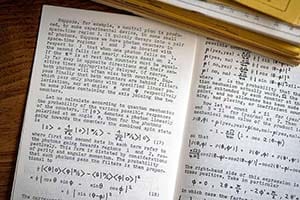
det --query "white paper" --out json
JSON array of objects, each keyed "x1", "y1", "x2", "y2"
[
  {"x1": 10, "y1": 5, "x2": 197, "y2": 200},
  {"x1": 175, "y1": 38, "x2": 300, "y2": 200}
]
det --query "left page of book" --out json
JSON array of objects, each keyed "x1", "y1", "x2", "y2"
[{"x1": 10, "y1": 5, "x2": 198, "y2": 200}]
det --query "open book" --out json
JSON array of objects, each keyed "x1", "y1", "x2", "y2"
[{"x1": 11, "y1": 5, "x2": 300, "y2": 200}]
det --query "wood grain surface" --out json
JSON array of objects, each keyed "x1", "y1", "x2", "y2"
[{"x1": 0, "y1": 1, "x2": 126, "y2": 199}]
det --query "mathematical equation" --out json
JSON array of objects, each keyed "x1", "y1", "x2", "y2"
[
  {"x1": 25, "y1": 164, "x2": 141, "y2": 200},
  {"x1": 41, "y1": 123, "x2": 151, "y2": 143},
  {"x1": 178, "y1": 179, "x2": 300, "y2": 200}
]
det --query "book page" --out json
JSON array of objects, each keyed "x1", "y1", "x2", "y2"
[
  {"x1": 11, "y1": 5, "x2": 198, "y2": 200},
  {"x1": 175, "y1": 38, "x2": 300, "y2": 199}
]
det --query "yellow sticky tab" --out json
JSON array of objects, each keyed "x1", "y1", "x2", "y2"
[{"x1": 233, "y1": 0, "x2": 300, "y2": 26}]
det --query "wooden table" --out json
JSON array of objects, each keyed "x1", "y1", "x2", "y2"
[{"x1": 0, "y1": 1, "x2": 126, "y2": 199}]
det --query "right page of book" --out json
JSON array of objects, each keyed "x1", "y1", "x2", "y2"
[{"x1": 175, "y1": 37, "x2": 300, "y2": 200}]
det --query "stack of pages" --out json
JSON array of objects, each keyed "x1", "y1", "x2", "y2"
[{"x1": 93, "y1": 0, "x2": 300, "y2": 64}]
